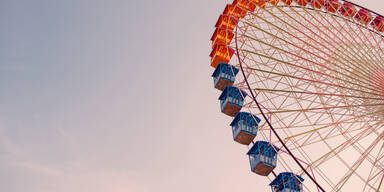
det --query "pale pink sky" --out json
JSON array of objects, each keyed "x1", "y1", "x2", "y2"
[{"x1": 0, "y1": 0, "x2": 383, "y2": 191}]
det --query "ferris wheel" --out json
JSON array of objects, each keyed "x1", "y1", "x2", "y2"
[{"x1": 209, "y1": 0, "x2": 384, "y2": 191}]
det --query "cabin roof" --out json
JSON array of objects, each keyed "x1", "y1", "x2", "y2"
[
  {"x1": 247, "y1": 141, "x2": 279, "y2": 155},
  {"x1": 230, "y1": 112, "x2": 261, "y2": 126},
  {"x1": 218, "y1": 86, "x2": 246, "y2": 100},
  {"x1": 212, "y1": 63, "x2": 239, "y2": 78},
  {"x1": 269, "y1": 172, "x2": 304, "y2": 186}
]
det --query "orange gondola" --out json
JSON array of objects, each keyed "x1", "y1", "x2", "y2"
[
  {"x1": 210, "y1": 44, "x2": 235, "y2": 68},
  {"x1": 211, "y1": 27, "x2": 234, "y2": 48},
  {"x1": 295, "y1": 0, "x2": 308, "y2": 7},
  {"x1": 281, "y1": 0, "x2": 293, "y2": 5},
  {"x1": 224, "y1": 4, "x2": 247, "y2": 19},
  {"x1": 215, "y1": 14, "x2": 239, "y2": 31},
  {"x1": 233, "y1": 0, "x2": 257, "y2": 12}
]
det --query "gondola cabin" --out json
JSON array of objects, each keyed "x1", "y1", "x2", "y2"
[
  {"x1": 325, "y1": 0, "x2": 340, "y2": 13},
  {"x1": 210, "y1": 44, "x2": 235, "y2": 68},
  {"x1": 270, "y1": 172, "x2": 304, "y2": 192},
  {"x1": 250, "y1": 0, "x2": 267, "y2": 8},
  {"x1": 294, "y1": 0, "x2": 308, "y2": 7},
  {"x1": 371, "y1": 16, "x2": 384, "y2": 33},
  {"x1": 219, "y1": 86, "x2": 246, "y2": 117},
  {"x1": 281, "y1": 0, "x2": 293, "y2": 5},
  {"x1": 212, "y1": 63, "x2": 239, "y2": 90},
  {"x1": 233, "y1": 0, "x2": 257, "y2": 12},
  {"x1": 339, "y1": 2, "x2": 356, "y2": 18},
  {"x1": 224, "y1": 4, "x2": 247, "y2": 19},
  {"x1": 215, "y1": 14, "x2": 239, "y2": 31},
  {"x1": 311, "y1": 0, "x2": 326, "y2": 9},
  {"x1": 269, "y1": 0, "x2": 279, "y2": 6},
  {"x1": 230, "y1": 112, "x2": 261, "y2": 145},
  {"x1": 247, "y1": 141, "x2": 279, "y2": 176},
  {"x1": 355, "y1": 9, "x2": 373, "y2": 25},
  {"x1": 211, "y1": 27, "x2": 234, "y2": 48},
  {"x1": 249, "y1": 0, "x2": 279, "y2": 7}
]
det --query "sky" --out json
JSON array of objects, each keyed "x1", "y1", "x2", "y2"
[{"x1": 0, "y1": 0, "x2": 384, "y2": 192}]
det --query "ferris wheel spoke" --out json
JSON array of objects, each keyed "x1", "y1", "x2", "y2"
[
  {"x1": 262, "y1": 7, "x2": 379, "y2": 86},
  {"x1": 252, "y1": 82, "x2": 381, "y2": 129},
  {"x1": 332, "y1": 130, "x2": 384, "y2": 191},
  {"x1": 253, "y1": 88, "x2": 377, "y2": 125},
  {"x1": 295, "y1": 120, "x2": 379, "y2": 172},
  {"x1": 304, "y1": 7, "x2": 384, "y2": 73},
  {"x1": 251, "y1": 88, "x2": 381, "y2": 101},
  {"x1": 264, "y1": 100, "x2": 380, "y2": 190},
  {"x1": 278, "y1": 70, "x2": 341, "y2": 157},
  {"x1": 250, "y1": 76, "x2": 372, "y2": 107},
  {"x1": 255, "y1": 68, "x2": 318, "y2": 130},
  {"x1": 282, "y1": 108, "x2": 384, "y2": 146},
  {"x1": 332, "y1": 32, "x2": 384, "y2": 93},
  {"x1": 353, "y1": 26, "x2": 384, "y2": 71},
  {"x1": 371, "y1": 32, "x2": 384, "y2": 65},
  {"x1": 363, "y1": 141, "x2": 384, "y2": 192},
  {"x1": 292, "y1": 123, "x2": 365, "y2": 151},
  {"x1": 284, "y1": 6, "x2": 384, "y2": 85},
  {"x1": 296, "y1": 13, "x2": 384, "y2": 92},
  {"x1": 240, "y1": 32, "x2": 377, "y2": 92},
  {"x1": 264, "y1": 103, "x2": 384, "y2": 114},
  {"x1": 300, "y1": 125, "x2": 372, "y2": 170},
  {"x1": 280, "y1": 115, "x2": 382, "y2": 190},
  {"x1": 240, "y1": 16, "x2": 377, "y2": 90},
  {"x1": 377, "y1": 175, "x2": 384, "y2": 192},
  {"x1": 368, "y1": 167, "x2": 384, "y2": 185},
  {"x1": 252, "y1": 83, "x2": 347, "y2": 123},
  {"x1": 240, "y1": 56, "x2": 381, "y2": 97},
  {"x1": 299, "y1": 120, "x2": 381, "y2": 158},
  {"x1": 366, "y1": 167, "x2": 384, "y2": 188},
  {"x1": 238, "y1": 27, "x2": 380, "y2": 95},
  {"x1": 329, "y1": 10, "x2": 384, "y2": 70},
  {"x1": 310, "y1": 129, "x2": 380, "y2": 191},
  {"x1": 256, "y1": 81, "x2": 371, "y2": 110},
  {"x1": 286, "y1": 118, "x2": 361, "y2": 149}
]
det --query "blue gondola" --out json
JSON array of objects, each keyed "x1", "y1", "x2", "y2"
[
  {"x1": 270, "y1": 172, "x2": 304, "y2": 192},
  {"x1": 212, "y1": 63, "x2": 239, "y2": 90},
  {"x1": 230, "y1": 112, "x2": 261, "y2": 145},
  {"x1": 218, "y1": 86, "x2": 246, "y2": 117},
  {"x1": 247, "y1": 141, "x2": 279, "y2": 176}
]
